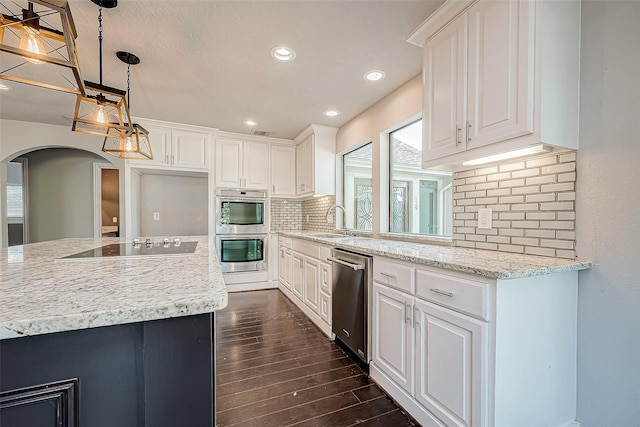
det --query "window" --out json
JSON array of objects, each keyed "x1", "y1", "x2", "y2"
[
  {"x1": 7, "y1": 160, "x2": 25, "y2": 219},
  {"x1": 343, "y1": 143, "x2": 373, "y2": 231},
  {"x1": 389, "y1": 120, "x2": 452, "y2": 236}
]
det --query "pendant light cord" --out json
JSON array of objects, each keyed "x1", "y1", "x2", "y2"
[
  {"x1": 98, "y1": 7, "x2": 103, "y2": 85},
  {"x1": 126, "y1": 63, "x2": 131, "y2": 108}
]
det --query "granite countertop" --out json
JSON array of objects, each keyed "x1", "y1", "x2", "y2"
[
  {"x1": 279, "y1": 231, "x2": 592, "y2": 280},
  {"x1": 0, "y1": 236, "x2": 228, "y2": 340}
]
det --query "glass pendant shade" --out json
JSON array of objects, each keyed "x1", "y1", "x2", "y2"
[
  {"x1": 102, "y1": 124, "x2": 153, "y2": 160},
  {"x1": 0, "y1": 0, "x2": 85, "y2": 94},
  {"x1": 72, "y1": 81, "x2": 132, "y2": 137}
]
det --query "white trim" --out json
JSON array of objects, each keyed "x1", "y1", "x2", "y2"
[
  {"x1": 406, "y1": 0, "x2": 477, "y2": 47},
  {"x1": 225, "y1": 281, "x2": 278, "y2": 293},
  {"x1": 93, "y1": 162, "x2": 118, "y2": 239}
]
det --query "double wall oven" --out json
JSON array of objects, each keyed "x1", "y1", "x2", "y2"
[{"x1": 215, "y1": 189, "x2": 268, "y2": 273}]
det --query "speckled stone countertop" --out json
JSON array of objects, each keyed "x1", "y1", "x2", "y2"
[
  {"x1": 279, "y1": 231, "x2": 592, "y2": 280},
  {"x1": 0, "y1": 236, "x2": 227, "y2": 340}
]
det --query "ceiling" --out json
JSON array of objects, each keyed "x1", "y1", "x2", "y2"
[{"x1": 0, "y1": 0, "x2": 443, "y2": 140}]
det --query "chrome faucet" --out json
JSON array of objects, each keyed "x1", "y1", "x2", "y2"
[{"x1": 325, "y1": 204, "x2": 355, "y2": 236}]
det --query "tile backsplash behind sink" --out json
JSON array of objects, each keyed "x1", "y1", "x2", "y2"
[{"x1": 453, "y1": 151, "x2": 577, "y2": 259}]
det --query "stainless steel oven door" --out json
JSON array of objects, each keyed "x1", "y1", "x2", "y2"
[
  {"x1": 215, "y1": 192, "x2": 268, "y2": 235},
  {"x1": 215, "y1": 234, "x2": 268, "y2": 273}
]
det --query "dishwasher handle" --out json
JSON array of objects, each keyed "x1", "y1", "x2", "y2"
[{"x1": 328, "y1": 257, "x2": 365, "y2": 271}]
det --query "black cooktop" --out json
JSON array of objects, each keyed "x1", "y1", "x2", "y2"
[{"x1": 60, "y1": 241, "x2": 198, "y2": 260}]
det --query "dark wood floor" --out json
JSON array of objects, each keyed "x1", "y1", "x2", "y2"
[{"x1": 215, "y1": 289, "x2": 417, "y2": 427}]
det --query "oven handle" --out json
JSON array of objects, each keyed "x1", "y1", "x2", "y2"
[{"x1": 328, "y1": 257, "x2": 365, "y2": 271}]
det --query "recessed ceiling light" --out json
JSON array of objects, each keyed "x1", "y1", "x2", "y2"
[
  {"x1": 324, "y1": 110, "x2": 339, "y2": 117},
  {"x1": 270, "y1": 46, "x2": 296, "y2": 62},
  {"x1": 364, "y1": 70, "x2": 386, "y2": 82},
  {"x1": 243, "y1": 120, "x2": 258, "y2": 127},
  {"x1": 0, "y1": 82, "x2": 11, "y2": 90}
]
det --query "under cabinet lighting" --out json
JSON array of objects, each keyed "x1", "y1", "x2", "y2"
[{"x1": 462, "y1": 144, "x2": 552, "y2": 166}]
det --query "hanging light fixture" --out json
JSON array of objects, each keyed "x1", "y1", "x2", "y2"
[
  {"x1": 0, "y1": 0, "x2": 85, "y2": 94},
  {"x1": 72, "y1": 0, "x2": 132, "y2": 137},
  {"x1": 102, "y1": 51, "x2": 153, "y2": 160}
]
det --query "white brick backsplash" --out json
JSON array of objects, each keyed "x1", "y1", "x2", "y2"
[
  {"x1": 525, "y1": 229, "x2": 556, "y2": 238},
  {"x1": 511, "y1": 186, "x2": 540, "y2": 195},
  {"x1": 512, "y1": 237, "x2": 540, "y2": 246},
  {"x1": 526, "y1": 156, "x2": 558, "y2": 168},
  {"x1": 498, "y1": 244, "x2": 525, "y2": 254},
  {"x1": 526, "y1": 175, "x2": 557, "y2": 185},
  {"x1": 499, "y1": 161, "x2": 526, "y2": 172},
  {"x1": 540, "y1": 201, "x2": 574, "y2": 211},
  {"x1": 557, "y1": 192, "x2": 576, "y2": 201},
  {"x1": 540, "y1": 239, "x2": 575, "y2": 250},
  {"x1": 541, "y1": 162, "x2": 575, "y2": 174},
  {"x1": 453, "y1": 152, "x2": 576, "y2": 258},
  {"x1": 541, "y1": 182, "x2": 575, "y2": 193},
  {"x1": 499, "y1": 179, "x2": 526, "y2": 188},
  {"x1": 526, "y1": 212, "x2": 556, "y2": 220},
  {"x1": 476, "y1": 242, "x2": 498, "y2": 251},
  {"x1": 526, "y1": 193, "x2": 556, "y2": 203},
  {"x1": 525, "y1": 247, "x2": 556, "y2": 257},
  {"x1": 499, "y1": 195, "x2": 525, "y2": 204},
  {"x1": 500, "y1": 212, "x2": 526, "y2": 220}
]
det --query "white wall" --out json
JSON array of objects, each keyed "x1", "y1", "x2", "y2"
[
  {"x1": 336, "y1": 75, "x2": 423, "y2": 233},
  {"x1": 575, "y1": 2, "x2": 640, "y2": 425},
  {"x1": 0, "y1": 119, "x2": 125, "y2": 246},
  {"x1": 139, "y1": 173, "x2": 208, "y2": 237}
]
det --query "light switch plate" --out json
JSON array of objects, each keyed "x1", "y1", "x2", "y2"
[
  {"x1": 112, "y1": 217, "x2": 118, "y2": 223},
  {"x1": 478, "y1": 208, "x2": 492, "y2": 229}
]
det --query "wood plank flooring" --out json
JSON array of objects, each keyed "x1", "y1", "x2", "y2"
[{"x1": 215, "y1": 289, "x2": 417, "y2": 427}]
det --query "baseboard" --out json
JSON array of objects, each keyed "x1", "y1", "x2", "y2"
[{"x1": 225, "y1": 281, "x2": 278, "y2": 292}]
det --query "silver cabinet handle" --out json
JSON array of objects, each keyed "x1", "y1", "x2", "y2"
[
  {"x1": 380, "y1": 272, "x2": 396, "y2": 280},
  {"x1": 466, "y1": 120, "x2": 472, "y2": 144},
  {"x1": 430, "y1": 288, "x2": 454, "y2": 298},
  {"x1": 456, "y1": 125, "x2": 462, "y2": 146},
  {"x1": 272, "y1": 184, "x2": 275, "y2": 193},
  {"x1": 328, "y1": 257, "x2": 364, "y2": 271},
  {"x1": 165, "y1": 154, "x2": 169, "y2": 164},
  {"x1": 414, "y1": 306, "x2": 420, "y2": 328}
]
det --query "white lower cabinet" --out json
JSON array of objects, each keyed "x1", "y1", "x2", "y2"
[
  {"x1": 277, "y1": 237, "x2": 332, "y2": 337},
  {"x1": 414, "y1": 299, "x2": 486, "y2": 427},
  {"x1": 372, "y1": 283, "x2": 414, "y2": 395},
  {"x1": 371, "y1": 256, "x2": 580, "y2": 427}
]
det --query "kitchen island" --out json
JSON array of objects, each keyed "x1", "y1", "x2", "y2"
[{"x1": 0, "y1": 236, "x2": 227, "y2": 427}]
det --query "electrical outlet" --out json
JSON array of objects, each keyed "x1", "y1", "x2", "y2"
[
  {"x1": 478, "y1": 208, "x2": 492, "y2": 229},
  {"x1": 153, "y1": 212, "x2": 160, "y2": 221},
  {"x1": 306, "y1": 215, "x2": 310, "y2": 223},
  {"x1": 112, "y1": 217, "x2": 117, "y2": 223}
]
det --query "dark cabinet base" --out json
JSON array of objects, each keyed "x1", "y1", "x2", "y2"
[{"x1": 0, "y1": 314, "x2": 215, "y2": 427}]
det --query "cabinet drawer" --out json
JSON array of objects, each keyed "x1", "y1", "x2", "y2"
[
  {"x1": 319, "y1": 246, "x2": 332, "y2": 262},
  {"x1": 416, "y1": 269, "x2": 489, "y2": 321},
  {"x1": 373, "y1": 258, "x2": 415, "y2": 294},
  {"x1": 279, "y1": 237, "x2": 292, "y2": 249}
]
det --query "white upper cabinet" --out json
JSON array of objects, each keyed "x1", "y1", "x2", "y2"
[
  {"x1": 270, "y1": 145, "x2": 296, "y2": 197},
  {"x1": 129, "y1": 123, "x2": 211, "y2": 171},
  {"x1": 409, "y1": 0, "x2": 580, "y2": 168},
  {"x1": 215, "y1": 138, "x2": 269, "y2": 190},
  {"x1": 295, "y1": 125, "x2": 337, "y2": 197}
]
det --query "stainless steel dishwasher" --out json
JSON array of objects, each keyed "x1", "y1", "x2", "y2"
[{"x1": 329, "y1": 248, "x2": 372, "y2": 365}]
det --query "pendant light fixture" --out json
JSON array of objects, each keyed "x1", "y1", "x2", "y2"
[
  {"x1": 0, "y1": 0, "x2": 85, "y2": 94},
  {"x1": 102, "y1": 51, "x2": 153, "y2": 160},
  {"x1": 72, "y1": 0, "x2": 132, "y2": 137}
]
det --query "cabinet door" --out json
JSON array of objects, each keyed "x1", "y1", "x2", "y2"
[
  {"x1": 466, "y1": 0, "x2": 534, "y2": 148},
  {"x1": 283, "y1": 249, "x2": 292, "y2": 289},
  {"x1": 215, "y1": 138, "x2": 243, "y2": 188},
  {"x1": 278, "y1": 247, "x2": 289, "y2": 288},
  {"x1": 372, "y1": 282, "x2": 414, "y2": 395},
  {"x1": 243, "y1": 142, "x2": 269, "y2": 189},
  {"x1": 295, "y1": 136, "x2": 314, "y2": 195},
  {"x1": 319, "y1": 291, "x2": 331, "y2": 325},
  {"x1": 291, "y1": 252, "x2": 304, "y2": 300},
  {"x1": 414, "y1": 299, "x2": 486, "y2": 427},
  {"x1": 271, "y1": 145, "x2": 296, "y2": 196},
  {"x1": 129, "y1": 125, "x2": 171, "y2": 167},
  {"x1": 172, "y1": 130, "x2": 210, "y2": 169},
  {"x1": 423, "y1": 16, "x2": 466, "y2": 162},
  {"x1": 320, "y1": 262, "x2": 331, "y2": 295},
  {"x1": 303, "y1": 257, "x2": 320, "y2": 313}
]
